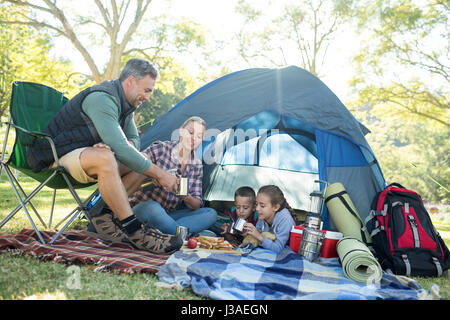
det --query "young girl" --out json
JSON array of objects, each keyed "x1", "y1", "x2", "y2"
[{"x1": 243, "y1": 185, "x2": 296, "y2": 253}]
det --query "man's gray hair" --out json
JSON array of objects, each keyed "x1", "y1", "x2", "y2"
[
  {"x1": 181, "y1": 116, "x2": 206, "y2": 128},
  {"x1": 119, "y1": 58, "x2": 159, "y2": 82}
]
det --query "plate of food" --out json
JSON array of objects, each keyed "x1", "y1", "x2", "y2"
[{"x1": 182, "y1": 236, "x2": 243, "y2": 255}]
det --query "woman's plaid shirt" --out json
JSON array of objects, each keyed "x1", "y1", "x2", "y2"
[{"x1": 128, "y1": 140, "x2": 203, "y2": 212}]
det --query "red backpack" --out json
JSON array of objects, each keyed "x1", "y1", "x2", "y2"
[{"x1": 365, "y1": 183, "x2": 449, "y2": 277}]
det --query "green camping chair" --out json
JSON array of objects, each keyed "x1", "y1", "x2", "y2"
[{"x1": 0, "y1": 81, "x2": 97, "y2": 244}]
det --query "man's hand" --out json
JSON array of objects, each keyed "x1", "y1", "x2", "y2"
[
  {"x1": 156, "y1": 170, "x2": 179, "y2": 193},
  {"x1": 93, "y1": 143, "x2": 113, "y2": 152},
  {"x1": 144, "y1": 164, "x2": 178, "y2": 193}
]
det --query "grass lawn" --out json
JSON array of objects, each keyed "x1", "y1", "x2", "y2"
[
  {"x1": 0, "y1": 175, "x2": 448, "y2": 300},
  {"x1": 0, "y1": 175, "x2": 202, "y2": 300}
]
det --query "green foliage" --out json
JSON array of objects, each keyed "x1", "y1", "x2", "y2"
[
  {"x1": 350, "y1": 0, "x2": 449, "y2": 126},
  {"x1": 0, "y1": 1, "x2": 207, "y2": 131},
  {"x1": 234, "y1": 0, "x2": 355, "y2": 76},
  {"x1": 127, "y1": 55, "x2": 200, "y2": 134},
  {"x1": 173, "y1": 17, "x2": 206, "y2": 50},
  {"x1": 135, "y1": 88, "x2": 184, "y2": 134},
  {"x1": 349, "y1": 0, "x2": 449, "y2": 203},
  {"x1": 353, "y1": 104, "x2": 449, "y2": 203},
  {"x1": 0, "y1": 3, "x2": 94, "y2": 119}
]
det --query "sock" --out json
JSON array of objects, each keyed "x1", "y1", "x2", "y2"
[
  {"x1": 102, "y1": 206, "x2": 113, "y2": 214},
  {"x1": 119, "y1": 215, "x2": 142, "y2": 235}
]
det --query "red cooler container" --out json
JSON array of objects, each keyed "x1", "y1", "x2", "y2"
[
  {"x1": 289, "y1": 225, "x2": 305, "y2": 253},
  {"x1": 320, "y1": 230, "x2": 343, "y2": 258},
  {"x1": 290, "y1": 226, "x2": 343, "y2": 258}
]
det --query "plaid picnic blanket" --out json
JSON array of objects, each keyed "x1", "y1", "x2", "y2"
[
  {"x1": 157, "y1": 247, "x2": 439, "y2": 300},
  {"x1": 0, "y1": 229, "x2": 169, "y2": 274}
]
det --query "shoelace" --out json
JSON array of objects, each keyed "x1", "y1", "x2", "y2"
[
  {"x1": 110, "y1": 216, "x2": 128, "y2": 235},
  {"x1": 142, "y1": 226, "x2": 174, "y2": 241}
]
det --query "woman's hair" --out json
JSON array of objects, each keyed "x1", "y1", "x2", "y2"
[
  {"x1": 181, "y1": 116, "x2": 206, "y2": 129},
  {"x1": 235, "y1": 186, "x2": 256, "y2": 204},
  {"x1": 258, "y1": 185, "x2": 297, "y2": 223},
  {"x1": 119, "y1": 58, "x2": 159, "y2": 82}
]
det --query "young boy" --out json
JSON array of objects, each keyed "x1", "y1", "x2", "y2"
[{"x1": 221, "y1": 186, "x2": 257, "y2": 245}]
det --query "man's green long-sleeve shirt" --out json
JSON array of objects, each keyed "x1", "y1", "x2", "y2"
[{"x1": 81, "y1": 91, "x2": 151, "y2": 173}]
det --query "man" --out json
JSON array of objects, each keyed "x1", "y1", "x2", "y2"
[{"x1": 26, "y1": 58, "x2": 183, "y2": 254}]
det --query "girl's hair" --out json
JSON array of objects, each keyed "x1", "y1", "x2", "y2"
[{"x1": 258, "y1": 185, "x2": 297, "y2": 223}]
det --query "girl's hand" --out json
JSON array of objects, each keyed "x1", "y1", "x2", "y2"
[{"x1": 243, "y1": 222, "x2": 264, "y2": 243}]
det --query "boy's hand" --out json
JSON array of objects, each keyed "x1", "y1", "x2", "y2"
[{"x1": 221, "y1": 223, "x2": 230, "y2": 234}]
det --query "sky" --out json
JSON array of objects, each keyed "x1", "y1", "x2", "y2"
[
  {"x1": 153, "y1": 0, "x2": 361, "y2": 102},
  {"x1": 51, "y1": 0, "x2": 361, "y2": 103}
]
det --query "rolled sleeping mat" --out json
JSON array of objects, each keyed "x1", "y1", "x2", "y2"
[
  {"x1": 337, "y1": 237, "x2": 383, "y2": 284},
  {"x1": 324, "y1": 182, "x2": 371, "y2": 245}
]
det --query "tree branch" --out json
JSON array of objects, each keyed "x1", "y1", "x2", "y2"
[
  {"x1": 118, "y1": 0, "x2": 132, "y2": 28},
  {"x1": 0, "y1": 19, "x2": 66, "y2": 36},
  {"x1": 119, "y1": 0, "x2": 152, "y2": 52},
  {"x1": 93, "y1": 0, "x2": 113, "y2": 35},
  {"x1": 3, "y1": 0, "x2": 52, "y2": 13},
  {"x1": 42, "y1": 0, "x2": 102, "y2": 82},
  {"x1": 383, "y1": 97, "x2": 449, "y2": 127},
  {"x1": 77, "y1": 18, "x2": 108, "y2": 34}
]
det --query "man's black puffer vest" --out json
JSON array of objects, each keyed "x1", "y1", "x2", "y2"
[{"x1": 26, "y1": 79, "x2": 136, "y2": 173}]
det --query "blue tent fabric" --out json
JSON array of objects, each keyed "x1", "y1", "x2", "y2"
[
  {"x1": 140, "y1": 66, "x2": 369, "y2": 149},
  {"x1": 140, "y1": 65, "x2": 386, "y2": 226}
]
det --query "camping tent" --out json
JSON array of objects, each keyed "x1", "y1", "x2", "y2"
[{"x1": 140, "y1": 66, "x2": 386, "y2": 230}]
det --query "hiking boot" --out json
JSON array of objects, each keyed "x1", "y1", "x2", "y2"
[
  {"x1": 125, "y1": 226, "x2": 183, "y2": 255},
  {"x1": 84, "y1": 211, "x2": 128, "y2": 244}
]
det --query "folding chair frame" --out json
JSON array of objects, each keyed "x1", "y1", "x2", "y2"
[{"x1": 1, "y1": 114, "x2": 96, "y2": 244}]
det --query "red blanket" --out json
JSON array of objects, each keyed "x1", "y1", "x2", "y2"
[{"x1": 0, "y1": 229, "x2": 169, "y2": 274}]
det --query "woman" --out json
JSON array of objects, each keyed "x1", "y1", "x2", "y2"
[{"x1": 128, "y1": 116, "x2": 217, "y2": 236}]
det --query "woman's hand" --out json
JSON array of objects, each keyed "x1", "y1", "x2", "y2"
[
  {"x1": 243, "y1": 222, "x2": 264, "y2": 243},
  {"x1": 182, "y1": 194, "x2": 202, "y2": 210}
]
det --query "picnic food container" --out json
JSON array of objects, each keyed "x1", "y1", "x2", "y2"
[
  {"x1": 299, "y1": 228, "x2": 325, "y2": 261},
  {"x1": 290, "y1": 226, "x2": 343, "y2": 258}
]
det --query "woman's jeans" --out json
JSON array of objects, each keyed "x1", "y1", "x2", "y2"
[{"x1": 132, "y1": 201, "x2": 217, "y2": 236}]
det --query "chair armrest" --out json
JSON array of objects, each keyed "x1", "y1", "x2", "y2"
[
  {"x1": 6, "y1": 122, "x2": 51, "y2": 139},
  {"x1": 6, "y1": 122, "x2": 61, "y2": 166}
]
